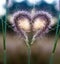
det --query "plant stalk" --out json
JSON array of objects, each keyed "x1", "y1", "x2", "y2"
[
  {"x1": 49, "y1": 13, "x2": 60, "y2": 64},
  {"x1": 2, "y1": 18, "x2": 6, "y2": 64}
]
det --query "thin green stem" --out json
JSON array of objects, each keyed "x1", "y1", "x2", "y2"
[
  {"x1": 49, "y1": 14, "x2": 60, "y2": 64},
  {"x1": 28, "y1": 46, "x2": 31, "y2": 64},
  {"x1": 1, "y1": 0, "x2": 7, "y2": 64},
  {"x1": 1, "y1": 18, "x2": 6, "y2": 64}
]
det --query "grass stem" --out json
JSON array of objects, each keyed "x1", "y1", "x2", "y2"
[{"x1": 49, "y1": 14, "x2": 60, "y2": 64}]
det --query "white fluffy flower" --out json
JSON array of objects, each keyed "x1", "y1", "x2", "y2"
[
  {"x1": 14, "y1": 0, "x2": 24, "y2": 3},
  {"x1": 44, "y1": 0, "x2": 54, "y2": 4},
  {"x1": 0, "y1": 7, "x2": 6, "y2": 16},
  {"x1": 0, "y1": 0, "x2": 6, "y2": 16},
  {"x1": 0, "y1": 0, "x2": 6, "y2": 6},
  {"x1": 27, "y1": 0, "x2": 41, "y2": 5},
  {"x1": 55, "y1": 0, "x2": 59, "y2": 11}
]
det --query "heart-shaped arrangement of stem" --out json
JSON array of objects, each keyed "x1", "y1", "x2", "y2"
[
  {"x1": 12, "y1": 11, "x2": 52, "y2": 46},
  {"x1": 11, "y1": 11, "x2": 52, "y2": 64}
]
